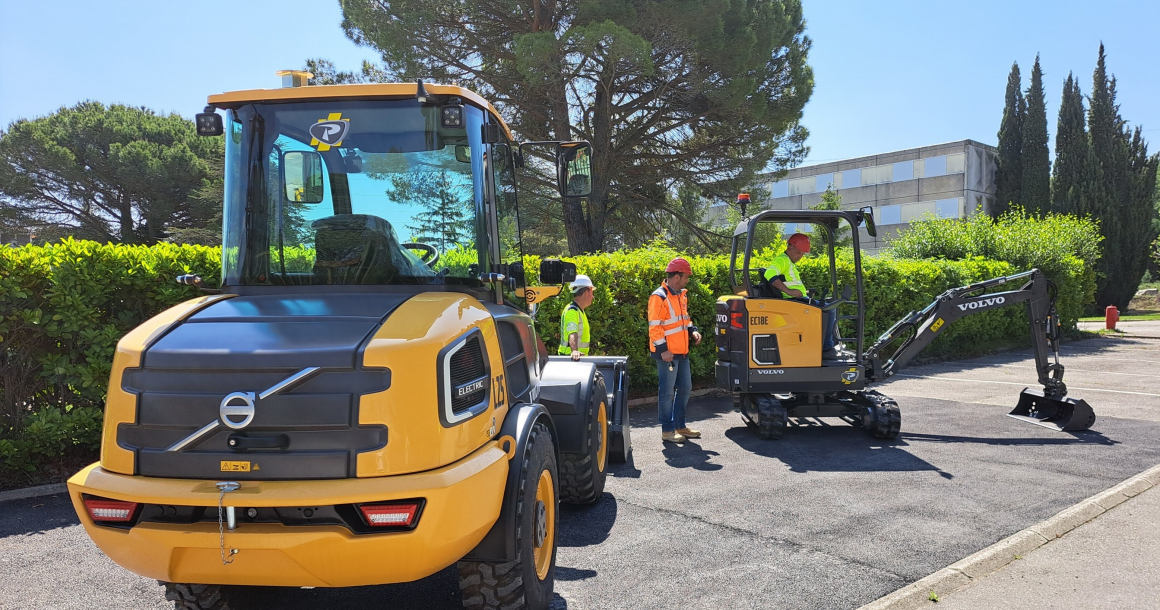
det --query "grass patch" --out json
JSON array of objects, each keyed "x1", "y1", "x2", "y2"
[{"x1": 1080, "y1": 312, "x2": 1160, "y2": 322}]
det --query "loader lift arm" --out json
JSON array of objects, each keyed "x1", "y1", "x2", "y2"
[{"x1": 861, "y1": 268, "x2": 1094, "y2": 431}]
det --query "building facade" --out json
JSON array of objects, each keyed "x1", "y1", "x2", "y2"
[{"x1": 711, "y1": 140, "x2": 998, "y2": 253}]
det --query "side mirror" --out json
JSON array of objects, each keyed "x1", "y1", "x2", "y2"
[
  {"x1": 195, "y1": 106, "x2": 223, "y2": 137},
  {"x1": 556, "y1": 142, "x2": 592, "y2": 198},
  {"x1": 859, "y1": 206, "x2": 878, "y2": 238},
  {"x1": 455, "y1": 145, "x2": 471, "y2": 164},
  {"x1": 508, "y1": 261, "x2": 525, "y2": 285},
  {"x1": 282, "y1": 151, "x2": 325, "y2": 204},
  {"x1": 539, "y1": 259, "x2": 577, "y2": 285}
]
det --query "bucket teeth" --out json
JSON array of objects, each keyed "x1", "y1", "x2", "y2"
[{"x1": 1007, "y1": 388, "x2": 1096, "y2": 432}]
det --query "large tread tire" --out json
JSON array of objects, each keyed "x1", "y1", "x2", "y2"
[
  {"x1": 860, "y1": 391, "x2": 901, "y2": 439},
  {"x1": 754, "y1": 395, "x2": 788, "y2": 440},
  {"x1": 458, "y1": 421, "x2": 558, "y2": 610},
  {"x1": 162, "y1": 583, "x2": 235, "y2": 610},
  {"x1": 559, "y1": 375, "x2": 609, "y2": 505}
]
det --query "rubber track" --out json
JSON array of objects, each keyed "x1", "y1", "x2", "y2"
[
  {"x1": 458, "y1": 422, "x2": 553, "y2": 610},
  {"x1": 863, "y1": 390, "x2": 902, "y2": 439},
  {"x1": 163, "y1": 582, "x2": 234, "y2": 610}
]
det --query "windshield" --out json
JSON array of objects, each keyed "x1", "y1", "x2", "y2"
[{"x1": 221, "y1": 99, "x2": 488, "y2": 287}]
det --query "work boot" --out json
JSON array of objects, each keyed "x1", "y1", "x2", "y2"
[
  {"x1": 676, "y1": 427, "x2": 701, "y2": 439},
  {"x1": 661, "y1": 430, "x2": 686, "y2": 443}
]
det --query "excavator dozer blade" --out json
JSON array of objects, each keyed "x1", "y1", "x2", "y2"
[{"x1": 1007, "y1": 388, "x2": 1096, "y2": 432}]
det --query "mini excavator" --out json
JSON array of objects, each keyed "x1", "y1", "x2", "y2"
[{"x1": 714, "y1": 208, "x2": 1096, "y2": 440}]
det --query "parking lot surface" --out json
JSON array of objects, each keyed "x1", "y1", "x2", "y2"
[{"x1": 2, "y1": 335, "x2": 1157, "y2": 610}]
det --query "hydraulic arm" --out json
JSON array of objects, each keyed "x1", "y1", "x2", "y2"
[{"x1": 863, "y1": 268, "x2": 1095, "y2": 432}]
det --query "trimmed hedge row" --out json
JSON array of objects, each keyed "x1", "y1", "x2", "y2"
[{"x1": 0, "y1": 239, "x2": 1091, "y2": 479}]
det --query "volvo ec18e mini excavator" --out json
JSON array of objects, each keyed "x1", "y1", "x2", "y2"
[
  {"x1": 67, "y1": 75, "x2": 630, "y2": 610},
  {"x1": 715, "y1": 207, "x2": 1096, "y2": 440}
]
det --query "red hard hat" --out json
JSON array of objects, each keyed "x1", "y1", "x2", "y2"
[
  {"x1": 665, "y1": 257, "x2": 692, "y2": 275},
  {"x1": 787, "y1": 233, "x2": 811, "y2": 253}
]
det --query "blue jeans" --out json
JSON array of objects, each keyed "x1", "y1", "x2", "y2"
[{"x1": 657, "y1": 358, "x2": 692, "y2": 433}]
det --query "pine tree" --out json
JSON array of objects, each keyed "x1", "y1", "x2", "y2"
[
  {"x1": 995, "y1": 62, "x2": 1025, "y2": 217},
  {"x1": 1020, "y1": 55, "x2": 1051, "y2": 215},
  {"x1": 1051, "y1": 73, "x2": 1088, "y2": 215}
]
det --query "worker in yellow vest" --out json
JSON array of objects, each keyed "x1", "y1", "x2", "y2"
[{"x1": 559, "y1": 275, "x2": 595, "y2": 360}]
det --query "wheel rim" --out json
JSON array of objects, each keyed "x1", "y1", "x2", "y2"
[
  {"x1": 596, "y1": 401, "x2": 608, "y2": 472},
  {"x1": 532, "y1": 469, "x2": 556, "y2": 581}
]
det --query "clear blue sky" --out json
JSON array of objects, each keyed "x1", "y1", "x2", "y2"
[{"x1": 2, "y1": 1, "x2": 1157, "y2": 166}]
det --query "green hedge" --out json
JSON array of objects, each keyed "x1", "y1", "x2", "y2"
[{"x1": 0, "y1": 238, "x2": 1091, "y2": 480}]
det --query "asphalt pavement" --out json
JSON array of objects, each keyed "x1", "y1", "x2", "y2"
[{"x1": 1, "y1": 333, "x2": 1157, "y2": 610}]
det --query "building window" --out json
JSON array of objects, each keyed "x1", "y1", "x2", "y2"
[
  {"x1": 788, "y1": 176, "x2": 814, "y2": 196},
  {"x1": 892, "y1": 161, "x2": 914, "y2": 183},
  {"x1": 816, "y1": 173, "x2": 835, "y2": 192},
  {"x1": 841, "y1": 169, "x2": 861, "y2": 189},
  {"x1": 878, "y1": 204, "x2": 901, "y2": 225},
  {"x1": 924, "y1": 155, "x2": 947, "y2": 177},
  {"x1": 771, "y1": 180, "x2": 789, "y2": 198},
  {"x1": 946, "y1": 153, "x2": 965, "y2": 174},
  {"x1": 936, "y1": 198, "x2": 963, "y2": 218}
]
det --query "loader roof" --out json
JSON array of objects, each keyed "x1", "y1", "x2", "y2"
[{"x1": 207, "y1": 83, "x2": 514, "y2": 140}]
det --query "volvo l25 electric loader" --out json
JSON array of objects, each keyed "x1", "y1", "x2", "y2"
[
  {"x1": 715, "y1": 208, "x2": 1096, "y2": 440},
  {"x1": 66, "y1": 76, "x2": 630, "y2": 610}
]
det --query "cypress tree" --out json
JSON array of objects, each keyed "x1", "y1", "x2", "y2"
[
  {"x1": 994, "y1": 62, "x2": 1025, "y2": 217},
  {"x1": 1051, "y1": 73, "x2": 1088, "y2": 215},
  {"x1": 1121, "y1": 128, "x2": 1160, "y2": 306},
  {"x1": 1021, "y1": 55, "x2": 1051, "y2": 215},
  {"x1": 1088, "y1": 43, "x2": 1131, "y2": 308}
]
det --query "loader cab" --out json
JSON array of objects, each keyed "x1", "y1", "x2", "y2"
[{"x1": 209, "y1": 87, "x2": 589, "y2": 308}]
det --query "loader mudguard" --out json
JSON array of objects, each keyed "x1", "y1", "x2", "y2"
[
  {"x1": 462, "y1": 402, "x2": 556, "y2": 562},
  {"x1": 538, "y1": 359, "x2": 601, "y2": 454}
]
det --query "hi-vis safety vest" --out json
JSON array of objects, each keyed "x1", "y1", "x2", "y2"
[
  {"x1": 648, "y1": 284, "x2": 692, "y2": 355},
  {"x1": 558, "y1": 302, "x2": 591, "y2": 355}
]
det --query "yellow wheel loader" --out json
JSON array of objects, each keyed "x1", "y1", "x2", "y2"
[
  {"x1": 67, "y1": 76, "x2": 631, "y2": 610},
  {"x1": 715, "y1": 208, "x2": 1095, "y2": 440}
]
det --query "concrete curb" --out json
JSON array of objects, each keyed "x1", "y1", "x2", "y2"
[
  {"x1": 0, "y1": 482, "x2": 68, "y2": 504},
  {"x1": 857, "y1": 462, "x2": 1160, "y2": 610},
  {"x1": 626, "y1": 387, "x2": 727, "y2": 408}
]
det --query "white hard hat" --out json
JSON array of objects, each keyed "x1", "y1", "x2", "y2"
[{"x1": 569, "y1": 275, "x2": 594, "y2": 293}]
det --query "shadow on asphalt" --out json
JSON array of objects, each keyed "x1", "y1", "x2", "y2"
[
  {"x1": 0, "y1": 493, "x2": 79, "y2": 537},
  {"x1": 722, "y1": 424, "x2": 956, "y2": 478},
  {"x1": 559, "y1": 492, "x2": 618, "y2": 547},
  {"x1": 661, "y1": 440, "x2": 723, "y2": 471},
  {"x1": 902, "y1": 429, "x2": 1118, "y2": 446},
  {"x1": 607, "y1": 452, "x2": 642, "y2": 479}
]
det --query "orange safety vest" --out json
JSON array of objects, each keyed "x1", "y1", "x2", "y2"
[{"x1": 648, "y1": 284, "x2": 692, "y2": 355}]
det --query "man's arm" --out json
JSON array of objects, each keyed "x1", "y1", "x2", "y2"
[{"x1": 771, "y1": 278, "x2": 804, "y2": 298}]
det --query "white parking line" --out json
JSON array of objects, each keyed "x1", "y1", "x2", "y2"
[
  {"x1": 892, "y1": 374, "x2": 1160, "y2": 398},
  {"x1": 986, "y1": 364, "x2": 1160, "y2": 379}
]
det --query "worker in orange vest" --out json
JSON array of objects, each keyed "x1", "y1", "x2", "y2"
[{"x1": 648, "y1": 257, "x2": 702, "y2": 443}]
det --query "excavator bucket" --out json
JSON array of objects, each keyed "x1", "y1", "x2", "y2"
[{"x1": 1008, "y1": 388, "x2": 1096, "y2": 432}]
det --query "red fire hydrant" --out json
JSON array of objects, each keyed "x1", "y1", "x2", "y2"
[{"x1": 1106, "y1": 305, "x2": 1119, "y2": 330}]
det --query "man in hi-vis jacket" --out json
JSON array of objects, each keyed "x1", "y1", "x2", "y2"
[{"x1": 648, "y1": 258, "x2": 702, "y2": 443}]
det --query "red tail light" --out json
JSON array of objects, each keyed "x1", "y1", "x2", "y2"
[
  {"x1": 358, "y1": 502, "x2": 421, "y2": 527},
  {"x1": 730, "y1": 312, "x2": 745, "y2": 329},
  {"x1": 83, "y1": 496, "x2": 139, "y2": 523}
]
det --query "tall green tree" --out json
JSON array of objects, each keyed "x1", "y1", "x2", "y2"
[
  {"x1": 335, "y1": 0, "x2": 813, "y2": 254},
  {"x1": 1122, "y1": 127, "x2": 1160, "y2": 304},
  {"x1": 0, "y1": 102, "x2": 223, "y2": 244},
  {"x1": 1050, "y1": 73, "x2": 1091, "y2": 215},
  {"x1": 388, "y1": 169, "x2": 476, "y2": 253},
  {"x1": 1020, "y1": 55, "x2": 1051, "y2": 214},
  {"x1": 995, "y1": 62, "x2": 1025, "y2": 217}
]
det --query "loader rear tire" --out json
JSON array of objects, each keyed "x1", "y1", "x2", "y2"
[
  {"x1": 559, "y1": 375, "x2": 609, "y2": 504},
  {"x1": 458, "y1": 421, "x2": 558, "y2": 610},
  {"x1": 162, "y1": 582, "x2": 236, "y2": 610}
]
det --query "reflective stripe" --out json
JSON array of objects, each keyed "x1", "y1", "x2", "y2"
[
  {"x1": 663, "y1": 327, "x2": 684, "y2": 336},
  {"x1": 579, "y1": 341, "x2": 590, "y2": 348},
  {"x1": 649, "y1": 320, "x2": 663, "y2": 326},
  {"x1": 652, "y1": 338, "x2": 666, "y2": 346}
]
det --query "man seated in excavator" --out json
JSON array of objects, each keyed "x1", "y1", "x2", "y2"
[{"x1": 761, "y1": 233, "x2": 842, "y2": 356}]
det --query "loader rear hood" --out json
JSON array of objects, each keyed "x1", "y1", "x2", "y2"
[{"x1": 116, "y1": 293, "x2": 410, "y2": 480}]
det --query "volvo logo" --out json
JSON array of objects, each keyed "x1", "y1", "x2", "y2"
[
  {"x1": 220, "y1": 392, "x2": 257, "y2": 429},
  {"x1": 957, "y1": 296, "x2": 1006, "y2": 311},
  {"x1": 165, "y1": 367, "x2": 322, "y2": 452}
]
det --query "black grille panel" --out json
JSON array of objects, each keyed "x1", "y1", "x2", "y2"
[
  {"x1": 450, "y1": 337, "x2": 487, "y2": 413},
  {"x1": 753, "y1": 335, "x2": 782, "y2": 365}
]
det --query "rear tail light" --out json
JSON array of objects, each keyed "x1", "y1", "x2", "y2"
[
  {"x1": 83, "y1": 496, "x2": 139, "y2": 523},
  {"x1": 358, "y1": 502, "x2": 421, "y2": 528},
  {"x1": 730, "y1": 312, "x2": 745, "y2": 329}
]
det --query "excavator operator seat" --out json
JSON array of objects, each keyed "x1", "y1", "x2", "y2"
[{"x1": 311, "y1": 214, "x2": 402, "y2": 284}]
